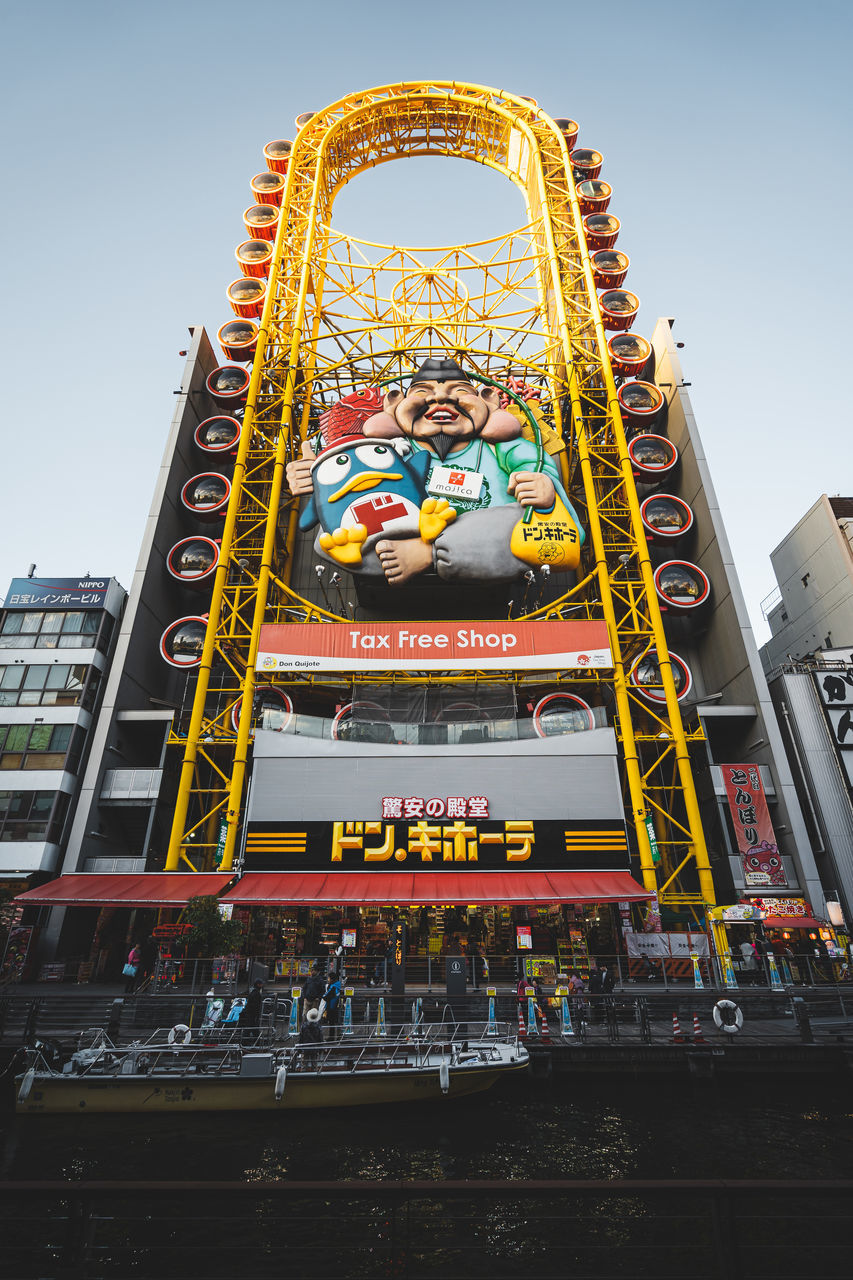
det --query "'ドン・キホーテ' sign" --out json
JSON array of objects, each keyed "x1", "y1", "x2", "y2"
[
  {"x1": 244, "y1": 818, "x2": 629, "y2": 872},
  {"x1": 257, "y1": 618, "x2": 612, "y2": 673}
]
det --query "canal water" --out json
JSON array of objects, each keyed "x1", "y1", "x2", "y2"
[{"x1": 2, "y1": 1073, "x2": 851, "y2": 1182}]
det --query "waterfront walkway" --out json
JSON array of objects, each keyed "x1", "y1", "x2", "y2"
[{"x1": 2, "y1": 979, "x2": 852, "y2": 1075}]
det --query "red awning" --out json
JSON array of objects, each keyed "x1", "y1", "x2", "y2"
[
  {"x1": 762, "y1": 916, "x2": 822, "y2": 929},
  {"x1": 221, "y1": 871, "x2": 652, "y2": 906},
  {"x1": 14, "y1": 873, "x2": 234, "y2": 907}
]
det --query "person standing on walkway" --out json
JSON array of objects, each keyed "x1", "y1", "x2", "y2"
[
  {"x1": 240, "y1": 979, "x2": 264, "y2": 1042},
  {"x1": 123, "y1": 943, "x2": 141, "y2": 994},
  {"x1": 321, "y1": 974, "x2": 343, "y2": 1040},
  {"x1": 304, "y1": 963, "x2": 325, "y2": 1008}
]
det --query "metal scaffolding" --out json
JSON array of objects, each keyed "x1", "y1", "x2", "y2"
[{"x1": 165, "y1": 81, "x2": 715, "y2": 911}]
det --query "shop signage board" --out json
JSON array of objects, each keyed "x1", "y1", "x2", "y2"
[
  {"x1": 714, "y1": 904, "x2": 761, "y2": 922},
  {"x1": 257, "y1": 619, "x2": 612, "y2": 674},
  {"x1": 749, "y1": 897, "x2": 813, "y2": 921},
  {"x1": 813, "y1": 662, "x2": 853, "y2": 794},
  {"x1": 390, "y1": 919, "x2": 406, "y2": 994},
  {"x1": 243, "y1": 818, "x2": 629, "y2": 872},
  {"x1": 720, "y1": 763, "x2": 787, "y2": 888},
  {"x1": 4, "y1": 577, "x2": 109, "y2": 609}
]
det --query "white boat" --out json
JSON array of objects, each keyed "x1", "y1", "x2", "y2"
[{"x1": 15, "y1": 1022, "x2": 528, "y2": 1114}]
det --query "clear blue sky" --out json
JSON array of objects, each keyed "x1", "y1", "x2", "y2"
[{"x1": 2, "y1": 0, "x2": 851, "y2": 641}]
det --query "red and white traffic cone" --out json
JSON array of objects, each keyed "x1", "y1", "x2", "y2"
[
  {"x1": 672, "y1": 1012, "x2": 685, "y2": 1043},
  {"x1": 692, "y1": 1012, "x2": 706, "y2": 1043},
  {"x1": 518, "y1": 1005, "x2": 527, "y2": 1039},
  {"x1": 538, "y1": 1005, "x2": 551, "y2": 1042}
]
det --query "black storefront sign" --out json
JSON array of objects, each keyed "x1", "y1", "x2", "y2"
[{"x1": 243, "y1": 818, "x2": 629, "y2": 872}]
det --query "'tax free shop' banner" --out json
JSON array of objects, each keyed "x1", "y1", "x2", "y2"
[{"x1": 257, "y1": 619, "x2": 612, "y2": 674}]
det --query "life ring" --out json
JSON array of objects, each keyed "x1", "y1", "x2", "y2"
[
  {"x1": 168, "y1": 1023, "x2": 192, "y2": 1045},
  {"x1": 712, "y1": 1000, "x2": 743, "y2": 1034}
]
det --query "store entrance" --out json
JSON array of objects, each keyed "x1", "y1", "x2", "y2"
[{"x1": 240, "y1": 901, "x2": 627, "y2": 988}]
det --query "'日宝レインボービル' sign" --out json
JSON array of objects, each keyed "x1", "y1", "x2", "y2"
[{"x1": 257, "y1": 619, "x2": 612, "y2": 673}]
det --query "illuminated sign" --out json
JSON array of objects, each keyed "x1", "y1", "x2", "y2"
[
  {"x1": 721, "y1": 764, "x2": 787, "y2": 888},
  {"x1": 243, "y1": 819, "x2": 629, "y2": 871},
  {"x1": 257, "y1": 618, "x2": 612, "y2": 674}
]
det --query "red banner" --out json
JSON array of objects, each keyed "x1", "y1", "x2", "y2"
[
  {"x1": 721, "y1": 763, "x2": 787, "y2": 888},
  {"x1": 257, "y1": 619, "x2": 612, "y2": 674}
]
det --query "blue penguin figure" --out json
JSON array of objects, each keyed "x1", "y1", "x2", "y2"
[{"x1": 299, "y1": 435, "x2": 456, "y2": 569}]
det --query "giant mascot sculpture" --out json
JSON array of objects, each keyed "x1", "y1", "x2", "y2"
[{"x1": 286, "y1": 358, "x2": 584, "y2": 586}]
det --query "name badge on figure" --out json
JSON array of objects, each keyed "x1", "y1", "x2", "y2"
[{"x1": 428, "y1": 466, "x2": 484, "y2": 501}]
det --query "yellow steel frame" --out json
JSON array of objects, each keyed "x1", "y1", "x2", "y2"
[{"x1": 165, "y1": 80, "x2": 715, "y2": 910}]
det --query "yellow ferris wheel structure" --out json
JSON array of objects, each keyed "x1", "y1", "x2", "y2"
[{"x1": 164, "y1": 80, "x2": 716, "y2": 914}]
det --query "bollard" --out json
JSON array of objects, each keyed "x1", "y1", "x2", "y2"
[
  {"x1": 721, "y1": 952, "x2": 739, "y2": 990},
  {"x1": 691, "y1": 954, "x2": 704, "y2": 990},
  {"x1": 791, "y1": 996, "x2": 814, "y2": 1044},
  {"x1": 486, "y1": 986, "x2": 498, "y2": 1035},
  {"x1": 342, "y1": 987, "x2": 354, "y2": 1036},
  {"x1": 767, "y1": 953, "x2": 784, "y2": 992},
  {"x1": 377, "y1": 997, "x2": 387, "y2": 1037},
  {"x1": 288, "y1": 987, "x2": 302, "y2": 1036},
  {"x1": 526, "y1": 991, "x2": 539, "y2": 1037},
  {"x1": 556, "y1": 986, "x2": 574, "y2": 1037},
  {"x1": 106, "y1": 998, "x2": 124, "y2": 1042},
  {"x1": 637, "y1": 997, "x2": 651, "y2": 1044},
  {"x1": 23, "y1": 999, "x2": 41, "y2": 1043}
]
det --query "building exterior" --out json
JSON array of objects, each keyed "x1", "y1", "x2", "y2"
[
  {"x1": 760, "y1": 495, "x2": 853, "y2": 675},
  {"x1": 755, "y1": 497, "x2": 853, "y2": 933},
  {"x1": 0, "y1": 576, "x2": 125, "y2": 978},
  {"x1": 13, "y1": 84, "x2": 838, "y2": 981}
]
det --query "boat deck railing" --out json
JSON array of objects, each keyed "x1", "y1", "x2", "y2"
[{"x1": 22, "y1": 1019, "x2": 520, "y2": 1079}]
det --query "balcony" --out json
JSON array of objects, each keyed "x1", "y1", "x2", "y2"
[{"x1": 99, "y1": 768, "x2": 162, "y2": 805}]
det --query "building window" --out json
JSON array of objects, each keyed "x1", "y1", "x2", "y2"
[
  {"x1": 0, "y1": 723, "x2": 82, "y2": 771},
  {"x1": 0, "y1": 609, "x2": 104, "y2": 650},
  {"x1": 0, "y1": 664, "x2": 97, "y2": 709},
  {"x1": 0, "y1": 789, "x2": 70, "y2": 843}
]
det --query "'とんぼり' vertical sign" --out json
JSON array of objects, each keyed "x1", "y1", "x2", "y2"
[{"x1": 721, "y1": 764, "x2": 787, "y2": 887}]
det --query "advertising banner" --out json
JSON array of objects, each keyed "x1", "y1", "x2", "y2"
[
  {"x1": 721, "y1": 763, "x2": 787, "y2": 888},
  {"x1": 257, "y1": 618, "x2": 612, "y2": 674},
  {"x1": 624, "y1": 931, "x2": 709, "y2": 958}
]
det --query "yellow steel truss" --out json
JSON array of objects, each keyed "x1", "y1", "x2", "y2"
[{"x1": 165, "y1": 80, "x2": 715, "y2": 910}]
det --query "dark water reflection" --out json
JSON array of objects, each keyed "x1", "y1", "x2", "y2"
[{"x1": 3, "y1": 1075, "x2": 851, "y2": 1184}]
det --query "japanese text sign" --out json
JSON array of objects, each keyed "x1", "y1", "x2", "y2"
[{"x1": 721, "y1": 763, "x2": 787, "y2": 888}]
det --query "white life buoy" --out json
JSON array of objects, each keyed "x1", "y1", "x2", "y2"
[
  {"x1": 439, "y1": 1061, "x2": 451, "y2": 1095},
  {"x1": 168, "y1": 1023, "x2": 192, "y2": 1045},
  {"x1": 713, "y1": 1000, "x2": 743, "y2": 1034},
  {"x1": 274, "y1": 1065, "x2": 288, "y2": 1101}
]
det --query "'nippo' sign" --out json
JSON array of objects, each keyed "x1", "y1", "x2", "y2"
[{"x1": 257, "y1": 619, "x2": 612, "y2": 673}]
